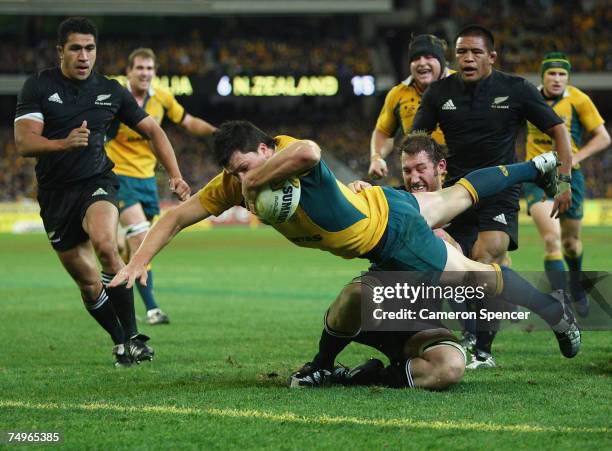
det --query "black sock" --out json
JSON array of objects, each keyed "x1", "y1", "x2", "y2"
[
  {"x1": 499, "y1": 266, "x2": 563, "y2": 326},
  {"x1": 312, "y1": 314, "x2": 353, "y2": 369},
  {"x1": 475, "y1": 331, "x2": 497, "y2": 354},
  {"x1": 84, "y1": 289, "x2": 125, "y2": 344},
  {"x1": 102, "y1": 272, "x2": 138, "y2": 338},
  {"x1": 380, "y1": 360, "x2": 414, "y2": 388}
]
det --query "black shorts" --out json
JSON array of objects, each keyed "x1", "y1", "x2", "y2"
[
  {"x1": 445, "y1": 184, "x2": 520, "y2": 254},
  {"x1": 37, "y1": 172, "x2": 120, "y2": 251}
]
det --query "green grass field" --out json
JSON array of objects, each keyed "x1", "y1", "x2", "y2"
[{"x1": 1, "y1": 225, "x2": 610, "y2": 450}]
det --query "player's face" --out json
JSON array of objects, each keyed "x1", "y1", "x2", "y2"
[
  {"x1": 127, "y1": 56, "x2": 156, "y2": 93},
  {"x1": 401, "y1": 150, "x2": 445, "y2": 193},
  {"x1": 455, "y1": 36, "x2": 496, "y2": 83},
  {"x1": 410, "y1": 55, "x2": 442, "y2": 90},
  {"x1": 225, "y1": 145, "x2": 274, "y2": 183},
  {"x1": 542, "y1": 69, "x2": 568, "y2": 97},
  {"x1": 58, "y1": 33, "x2": 96, "y2": 80}
]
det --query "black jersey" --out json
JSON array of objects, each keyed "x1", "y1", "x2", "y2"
[
  {"x1": 412, "y1": 70, "x2": 562, "y2": 184},
  {"x1": 15, "y1": 68, "x2": 148, "y2": 189}
]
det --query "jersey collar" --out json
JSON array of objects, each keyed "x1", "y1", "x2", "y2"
[{"x1": 538, "y1": 85, "x2": 569, "y2": 98}]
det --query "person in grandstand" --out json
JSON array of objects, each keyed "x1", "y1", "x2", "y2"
[
  {"x1": 110, "y1": 121, "x2": 581, "y2": 387},
  {"x1": 13, "y1": 17, "x2": 190, "y2": 367},
  {"x1": 105, "y1": 47, "x2": 216, "y2": 326},
  {"x1": 369, "y1": 34, "x2": 450, "y2": 179},
  {"x1": 523, "y1": 52, "x2": 610, "y2": 317},
  {"x1": 412, "y1": 24, "x2": 574, "y2": 368}
]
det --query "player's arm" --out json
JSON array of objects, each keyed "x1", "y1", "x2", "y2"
[
  {"x1": 134, "y1": 116, "x2": 190, "y2": 201},
  {"x1": 573, "y1": 124, "x2": 610, "y2": 166},
  {"x1": 369, "y1": 129, "x2": 394, "y2": 179},
  {"x1": 433, "y1": 228, "x2": 462, "y2": 253},
  {"x1": 544, "y1": 123, "x2": 573, "y2": 218},
  {"x1": 411, "y1": 87, "x2": 439, "y2": 134},
  {"x1": 110, "y1": 194, "x2": 210, "y2": 288},
  {"x1": 242, "y1": 140, "x2": 321, "y2": 209},
  {"x1": 14, "y1": 119, "x2": 90, "y2": 157},
  {"x1": 181, "y1": 113, "x2": 217, "y2": 136}
]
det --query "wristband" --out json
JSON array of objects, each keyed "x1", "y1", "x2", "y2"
[
  {"x1": 558, "y1": 174, "x2": 571, "y2": 183},
  {"x1": 371, "y1": 155, "x2": 385, "y2": 163}
]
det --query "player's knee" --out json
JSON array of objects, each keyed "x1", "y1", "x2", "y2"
[
  {"x1": 327, "y1": 282, "x2": 364, "y2": 334},
  {"x1": 541, "y1": 232, "x2": 561, "y2": 254},
  {"x1": 425, "y1": 351, "x2": 465, "y2": 390},
  {"x1": 91, "y1": 239, "x2": 120, "y2": 267},
  {"x1": 562, "y1": 236, "x2": 580, "y2": 255}
]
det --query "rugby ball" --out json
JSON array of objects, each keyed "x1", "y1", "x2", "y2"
[{"x1": 255, "y1": 178, "x2": 301, "y2": 224}]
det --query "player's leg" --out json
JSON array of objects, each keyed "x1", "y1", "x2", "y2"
[
  {"x1": 338, "y1": 330, "x2": 466, "y2": 391},
  {"x1": 414, "y1": 152, "x2": 558, "y2": 229},
  {"x1": 83, "y1": 199, "x2": 153, "y2": 362},
  {"x1": 442, "y1": 241, "x2": 580, "y2": 358},
  {"x1": 560, "y1": 169, "x2": 587, "y2": 315},
  {"x1": 119, "y1": 203, "x2": 168, "y2": 325},
  {"x1": 289, "y1": 277, "x2": 376, "y2": 388},
  {"x1": 530, "y1": 199, "x2": 567, "y2": 291}
]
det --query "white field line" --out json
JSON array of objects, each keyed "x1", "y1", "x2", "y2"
[{"x1": 1, "y1": 400, "x2": 608, "y2": 434}]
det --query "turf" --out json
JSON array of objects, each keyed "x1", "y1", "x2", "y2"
[{"x1": 0, "y1": 225, "x2": 610, "y2": 450}]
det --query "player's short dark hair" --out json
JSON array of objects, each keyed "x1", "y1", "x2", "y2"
[
  {"x1": 128, "y1": 48, "x2": 158, "y2": 70},
  {"x1": 397, "y1": 131, "x2": 447, "y2": 165},
  {"x1": 57, "y1": 17, "x2": 98, "y2": 47},
  {"x1": 454, "y1": 24, "x2": 494, "y2": 52},
  {"x1": 213, "y1": 121, "x2": 276, "y2": 168}
]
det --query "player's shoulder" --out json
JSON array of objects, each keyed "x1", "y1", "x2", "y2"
[
  {"x1": 24, "y1": 67, "x2": 58, "y2": 86},
  {"x1": 151, "y1": 85, "x2": 176, "y2": 104},
  {"x1": 492, "y1": 69, "x2": 530, "y2": 87},
  {"x1": 274, "y1": 135, "x2": 300, "y2": 150},
  {"x1": 566, "y1": 85, "x2": 590, "y2": 102}
]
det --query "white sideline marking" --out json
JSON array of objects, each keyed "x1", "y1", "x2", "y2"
[{"x1": 0, "y1": 400, "x2": 608, "y2": 434}]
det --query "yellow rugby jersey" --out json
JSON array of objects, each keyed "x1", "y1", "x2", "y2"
[
  {"x1": 526, "y1": 85, "x2": 604, "y2": 162},
  {"x1": 375, "y1": 75, "x2": 449, "y2": 144},
  {"x1": 198, "y1": 136, "x2": 389, "y2": 259},
  {"x1": 105, "y1": 81, "x2": 186, "y2": 178}
]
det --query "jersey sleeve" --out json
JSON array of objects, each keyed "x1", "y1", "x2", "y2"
[
  {"x1": 374, "y1": 87, "x2": 399, "y2": 137},
  {"x1": 197, "y1": 171, "x2": 244, "y2": 216},
  {"x1": 519, "y1": 79, "x2": 562, "y2": 131},
  {"x1": 14, "y1": 74, "x2": 44, "y2": 123},
  {"x1": 411, "y1": 85, "x2": 439, "y2": 133},
  {"x1": 160, "y1": 90, "x2": 186, "y2": 125},
  {"x1": 574, "y1": 91, "x2": 605, "y2": 133},
  {"x1": 115, "y1": 83, "x2": 149, "y2": 128}
]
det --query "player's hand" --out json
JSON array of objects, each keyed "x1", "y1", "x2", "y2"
[
  {"x1": 63, "y1": 120, "x2": 90, "y2": 151},
  {"x1": 169, "y1": 177, "x2": 190, "y2": 201},
  {"x1": 242, "y1": 183, "x2": 258, "y2": 215},
  {"x1": 109, "y1": 263, "x2": 147, "y2": 289},
  {"x1": 551, "y1": 185, "x2": 572, "y2": 218},
  {"x1": 368, "y1": 158, "x2": 388, "y2": 179},
  {"x1": 348, "y1": 180, "x2": 372, "y2": 193}
]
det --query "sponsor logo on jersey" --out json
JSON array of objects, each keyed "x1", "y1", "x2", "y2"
[
  {"x1": 92, "y1": 188, "x2": 108, "y2": 196},
  {"x1": 441, "y1": 99, "x2": 456, "y2": 110},
  {"x1": 492, "y1": 213, "x2": 507, "y2": 225},
  {"x1": 48, "y1": 93, "x2": 63, "y2": 104}
]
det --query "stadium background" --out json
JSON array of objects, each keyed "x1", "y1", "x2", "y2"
[{"x1": 1, "y1": 1, "x2": 610, "y2": 449}]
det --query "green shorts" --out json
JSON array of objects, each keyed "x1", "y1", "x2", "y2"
[
  {"x1": 117, "y1": 175, "x2": 160, "y2": 218},
  {"x1": 523, "y1": 168, "x2": 584, "y2": 220},
  {"x1": 367, "y1": 187, "x2": 448, "y2": 271}
]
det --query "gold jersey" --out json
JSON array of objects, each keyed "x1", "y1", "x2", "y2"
[
  {"x1": 197, "y1": 136, "x2": 390, "y2": 259},
  {"x1": 105, "y1": 80, "x2": 186, "y2": 178},
  {"x1": 526, "y1": 85, "x2": 604, "y2": 162}
]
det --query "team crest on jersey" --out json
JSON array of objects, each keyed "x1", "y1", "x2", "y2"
[
  {"x1": 95, "y1": 94, "x2": 112, "y2": 106},
  {"x1": 491, "y1": 96, "x2": 510, "y2": 109}
]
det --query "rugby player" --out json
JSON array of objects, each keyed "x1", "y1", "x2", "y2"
[
  {"x1": 105, "y1": 48, "x2": 216, "y2": 325},
  {"x1": 412, "y1": 24, "x2": 574, "y2": 367},
  {"x1": 369, "y1": 34, "x2": 450, "y2": 179},
  {"x1": 14, "y1": 17, "x2": 190, "y2": 367},
  {"x1": 524, "y1": 52, "x2": 610, "y2": 316},
  {"x1": 110, "y1": 121, "x2": 581, "y2": 384}
]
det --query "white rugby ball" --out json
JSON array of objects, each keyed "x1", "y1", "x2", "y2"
[{"x1": 255, "y1": 178, "x2": 301, "y2": 224}]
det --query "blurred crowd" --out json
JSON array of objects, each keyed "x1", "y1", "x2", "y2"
[
  {"x1": 434, "y1": 0, "x2": 612, "y2": 72},
  {"x1": 2, "y1": 123, "x2": 609, "y2": 202}
]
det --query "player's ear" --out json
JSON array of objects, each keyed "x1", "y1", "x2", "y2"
[
  {"x1": 438, "y1": 159, "x2": 447, "y2": 173},
  {"x1": 489, "y1": 50, "x2": 497, "y2": 64},
  {"x1": 57, "y1": 45, "x2": 64, "y2": 61}
]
